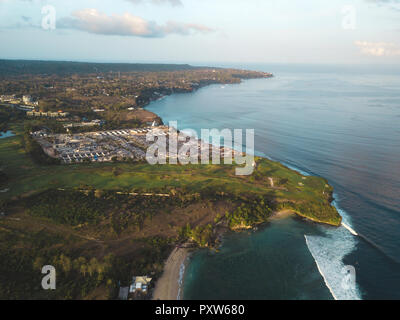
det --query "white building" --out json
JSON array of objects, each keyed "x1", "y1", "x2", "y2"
[
  {"x1": 129, "y1": 276, "x2": 152, "y2": 293},
  {"x1": 22, "y1": 95, "x2": 33, "y2": 104}
]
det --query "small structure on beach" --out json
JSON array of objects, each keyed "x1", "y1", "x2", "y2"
[{"x1": 129, "y1": 276, "x2": 152, "y2": 294}]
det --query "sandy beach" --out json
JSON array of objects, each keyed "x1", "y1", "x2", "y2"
[
  {"x1": 269, "y1": 210, "x2": 295, "y2": 221},
  {"x1": 152, "y1": 247, "x2": 189, "y2": 300},
  {"x1": 152, "y1": 211, "x2": 294, "y2": 300}
]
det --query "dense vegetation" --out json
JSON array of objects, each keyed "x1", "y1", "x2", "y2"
[
  {"x1": 176, "y1": 197, "x2": 275, "y2": 246},
  {"x1": 225, "y1": 197, "x2": 273, "y2": 229},
  {"x1": 23, "y1": 130, "x2": 60, "y2": 165},
  {"x1": 0, "y1": 105, "x2": 25, "y2": 132},
  {"x1": 0, "y1": 247, "x2": 115, "y2": 300},
  {"x1": 0, "y1": 230, "x2": 171, "y2": 299},
  {"x1": 179, "y1": 223, "x2": 215, "y2": 247},
  {"x1": 0, "y1": 61, "x2": 270, "y2": 120},
  {"x1": 276, "y1": 200, "x2": 341, "y2": 226},
  {"x1": 0, "y1": 60, "x2": 199, "y2": 77},
  {"x1": 27, "y1": 189, "x2": 105, "y2": 226},
  {"x1": 25, "y1": 188, "x2": 201, "y2": 232}
]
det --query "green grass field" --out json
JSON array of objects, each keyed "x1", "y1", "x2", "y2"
[
  {"x1": 0, "y1": 132, "x2": 341, "y2": 226},
  {"x1": 0, "y1": 129, "x2": 342, "y2": 300}
]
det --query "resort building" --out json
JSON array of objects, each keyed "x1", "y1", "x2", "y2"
[
  {"x1": 129, "y1": 276, "x2": 152, "y2": 294},
  {"x1": 27, "y1": 111, "x2": 69, "y2": 118}
]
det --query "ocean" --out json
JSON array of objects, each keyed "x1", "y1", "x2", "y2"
[{"x1": 147, "y1": 64, "x2": 400, "y2": 300}]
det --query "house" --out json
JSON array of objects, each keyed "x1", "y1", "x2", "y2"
[{"x1": 129, "y1": 276, "x2": 152, "y2": 294}]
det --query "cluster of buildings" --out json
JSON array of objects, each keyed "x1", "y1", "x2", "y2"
[
  {"x1": 27, "y1": 111, "x2": 69, "y2": 118},
  {"x1": 118, "y1": 276, "x2": 152, "y2": 300},
  {"x1": 31, "y1": 127, "x2": 159, "y2": 164},
  {"x1": 0, "y1": 94, "x2": 38, "y2": 107},
  {"x1": 31, "y1": 124, "x2": 243, "y2": 165},
  {"x1": 63, "y1": 119, "x2": 103, "y2": 130}
]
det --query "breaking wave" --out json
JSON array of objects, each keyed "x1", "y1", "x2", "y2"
[
  {"x1": 281, "y1": 161, "x2": 311, "y2": 177},
  {"x1": 342, "y1": 222, "x2": 358, "y2": 236},
  {"x1": 262, "y1": 161, "x2": 362, "y2": 300},
  {"x1": 176, "y1": 259, "x2": 186, "y2": 300},
  {"x1": 305, "y1": 198, "x2": 362, "y2": 300}
]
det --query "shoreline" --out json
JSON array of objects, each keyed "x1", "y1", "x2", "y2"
[
  {"x1": 141, "y1": 74, "x2": 272, "y2": 126},
  {"x1": 151, "y1": 205, "x2": 340, "y2": 300},
  {"x1": 145, "y1": 74, "x2": 341, "y2": 300},
  {"x1": 269, "y1": 209, "x2": 295, "y2": 221},
  {"x1": 152, "y1": 210, "x2": 296, "y2": 301},
  {"x1": 152, "y1": 246, "x2": 189, "y2": 300}
]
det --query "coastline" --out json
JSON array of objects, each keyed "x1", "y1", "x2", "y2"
[
  {"x1": 147, "y1": 74, "x2": 342, "y2": 300},
  {"x1": 152, "y1": 246, "x2": 189, "y2": 300},
  {"x1": 152, "y1": 210, "x2": 296, "y2": 301},
  {"x1": 269, "y1": 209, "x2": 295, "y2": 221},
  {"x1": 139, "y1": 73, "x2": 273, "y2": 124}
]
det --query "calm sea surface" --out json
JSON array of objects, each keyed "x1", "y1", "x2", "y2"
[{"x1": 148, "y1": 64, "x2": 400, "y2": 300}]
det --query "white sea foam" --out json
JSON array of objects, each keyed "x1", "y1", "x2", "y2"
[
  {"x1": 262, "y1": 161, "x2": 361, "y2": 299},
  {"x1": 305, "y1": 199, "x2": 362, "y2": 300},
  {"x1": 269, "y1": 163, "x2": 361, "y2": 299},
  {"x1": 280, "y1": 161, "x2": 311, "y2": 177},
  {"x1": 260, "y1": 156, "x2": 312, "y2": 177},
  {"x1": 304, "y1": 235, "x2": 338, "y2": 300},
  {"x1": 333, "y1": 197, "x2": 359, "y2": 237},
  {"x1": 341, "y1": 222, "x2": 358, "y2": 236},
  {"x1": 176, "y1": 259, "x2": 186, "y2": 300}
]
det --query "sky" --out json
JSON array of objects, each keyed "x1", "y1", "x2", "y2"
[{"x1": 0, "y1": 0, "x2": 400, "y2": 65}]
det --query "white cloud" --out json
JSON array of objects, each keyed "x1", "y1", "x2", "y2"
[
  {"x1": 355, "y1": 41, "x2": 400, "y2": 56},
  {"x1": 59, "y1": 9, "x2": 214, "y2": 38}
]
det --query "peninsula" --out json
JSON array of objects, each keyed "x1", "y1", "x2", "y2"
[{"x1": 0, "y1": 60, "x2": 340, "y2": 300}]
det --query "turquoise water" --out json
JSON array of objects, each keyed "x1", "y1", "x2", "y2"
[
  {"x1": 184, "y1": 217, "x2": 333, "y2": 300},
  {"x1": 148, "y1": 64, "x2": 400, "y2": 300},
  {"x1": 0, "y1": 131, "x2": 15, "y2": 139}
]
